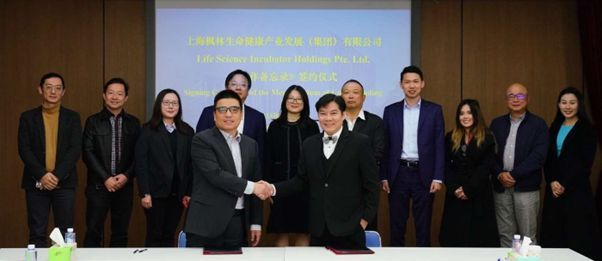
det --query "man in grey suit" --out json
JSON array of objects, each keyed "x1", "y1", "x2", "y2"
[{"x1": 185, "y1": 90, "x2": 270, "y2": 248}]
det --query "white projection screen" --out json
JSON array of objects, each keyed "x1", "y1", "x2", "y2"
[{"x1": 151, "y1": 0, "x2": 413, "y2": 126}]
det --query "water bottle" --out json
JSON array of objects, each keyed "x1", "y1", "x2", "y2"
[
  {"x1": 25, "y1": 244, "x2": 37, "y2": 261},
  {"x1": 65, "y1": 228, "x2": 76, "y2": 247},
  {"x1": 512, "y1": 234, "x2": 521, "y2": 252}
]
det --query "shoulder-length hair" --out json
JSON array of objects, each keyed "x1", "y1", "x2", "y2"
[
  {"x1": 275, "y1": 85, "x2": 311, "y2": 124},
  {"x1": 552, "y1": 86, "x2": 590, "y2": 127},
  {"x1": 145, "y1": 88, "x2": 191, "y2": 135},
  {"x1": 450, "y1": 99, "x2": 488, "y2": 151}
]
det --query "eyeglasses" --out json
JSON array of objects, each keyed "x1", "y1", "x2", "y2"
[
  {"x1": 506, "y1": 93, "x2": 527, "y2": 100},
  {"x1": 215, "y1": 106, "x2": 241, "y2": 114},
  {"x1": 161, "y1": 101, "x2": 179, "y2": 107},
  {"x1": 286, "y1": 98, "x2": 303, "y2": 104}
]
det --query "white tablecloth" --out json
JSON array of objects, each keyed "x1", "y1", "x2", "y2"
[{"x1": 0, "y1": 247, "x2": 591, "y2": 261}]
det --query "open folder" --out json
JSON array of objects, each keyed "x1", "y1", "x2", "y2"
[
  {"x1": 203, "y1": 246, "x2": 243, "y2": 255},
  {"x1": 326, "y1": 246, "x2": 375, "y2": 255}
]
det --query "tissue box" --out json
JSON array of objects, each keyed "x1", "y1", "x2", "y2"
[
  {"x1": 48, "y1": 246, "x2": 72, "y2": 261},
  {"x1": 507, "y1": 251, "x2": 540, "y2": 261}
]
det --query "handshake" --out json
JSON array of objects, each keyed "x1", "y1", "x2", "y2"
[{"x1": 253, "y1": 180, "x2": 274, "y2": 200}]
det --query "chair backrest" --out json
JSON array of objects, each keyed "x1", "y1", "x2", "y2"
[
  {"x1": 365, "y1": 230, "x2": 382, "y2": 247},
  {"x1": 178, "y1": 230, "x2": 187, "y2": 248}
]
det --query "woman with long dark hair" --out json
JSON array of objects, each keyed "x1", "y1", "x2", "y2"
[
  {"x1": 135, "y1": 89, "x2": 194, "y2": 247},
  {"x1": 541, "y1": 87, "x2": 600, "y2": 260},
  {"x1": 439, "y1": 99, "x2": 499, "y2": 247},
  {"x1": 264, "y1": 85, "x2": 319, "y2": 246}
]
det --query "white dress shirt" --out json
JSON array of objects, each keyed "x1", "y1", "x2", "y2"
[
  {"x1": 219, "y1": 129, "x2": 260, "y2": 231},
  {"x1": 345, "y1": 110, "x2": 365, "y2": 131},
  {"x1": 401, "y1": 99, "x2": 421, "y2": 160},
  {"x1": 323, "y1": 127, "x2": 343, "y2": 159}
]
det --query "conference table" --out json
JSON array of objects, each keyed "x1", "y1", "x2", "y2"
[{"x1": 0, "y1": 247, "x2": 592, "y2": 261}]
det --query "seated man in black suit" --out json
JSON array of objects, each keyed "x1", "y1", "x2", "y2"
[
  {"x1": 259, "y1": 94, "x2": 379, "y2": 249},
  {"x1": 185, "y1": 90, "x2": 271, "y2": 249}
]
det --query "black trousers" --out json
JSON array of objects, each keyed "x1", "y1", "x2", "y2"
[
  {"x1": 310, "y1": 224, "x2": 366, "y2": 249},
  {"x1": 84, "y1": 184, "x2": 133, "y2": 247},
  {"x1": 186, "y1": 210, "x2": 246, "y2": 248},
  {"x1": 25, "y1": 188, "x2": 75, "y2": 248},
  {"x1": 144, "y1": 195, "x2": 183, "y2": 247}
]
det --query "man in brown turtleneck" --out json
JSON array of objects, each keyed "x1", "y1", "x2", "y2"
[{"x1": 18, "y1": 72, "x2": 82, "y2": 247}]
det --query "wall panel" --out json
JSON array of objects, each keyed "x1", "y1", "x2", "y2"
[
  {"x1": 462, "y1": 0, "x2": 582, "y2": 123},
  {"x1": 103, "y1": 0, "x2": 147, "y2": 247},
  {"x1": 0, "y1": 0, "x2": 103, "y2": 247},
  {"x1": 417, "y1": 0, "x2": 462, "y2": 247}
]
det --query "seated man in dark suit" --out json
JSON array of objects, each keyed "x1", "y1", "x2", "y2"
[
  {"x1": 185, "y1": 90, "x2": 271, "y2": 249},
  {"x1": 18, "y1": 72, "x2": 82, "y2": 247},
  {"x1": 259, "y1": 94, "x2": 379, "y2": 249}
]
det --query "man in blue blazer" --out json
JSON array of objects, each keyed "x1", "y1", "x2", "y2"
[
  {"x1": 381, "y1": 66, "x2": 445, "y2": 247},
  {"x1": 195, "y1": 69, "x2": 266, "y2": 159}
]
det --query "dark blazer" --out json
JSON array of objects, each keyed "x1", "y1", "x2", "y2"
[
  {"x1": 274, "y1": 128, "x2": 379, "y2": 237},
  {"x1": 82, "y1": 108, "x2": 140, "y2": 186},
  {"x1": 195, "y1": 105, "x2": 266, "y2": 159},
  {"x1": 135, "y1": 123, "x2": 194, "y2": 198},
  {"x1": 345, "y1": 110, "x2": 385, "y2": 165},
  {"x1": 544, "y1": 120, "x2": 596, "y2": 191},
  {"x1": 264, "y1": 118, "x2": 319, "y2": 183},
  {"x1": 489, "y1": 111, "x2": 548, "y2": 192},
  {"x1": 381, "y1": 99, "x2": 445, "y2": 187},
  {"x1": 18, "y1": 106, "x2": 82, "y2": 189},
  {"x1": 541, "y1": 119, "x2": 600, "y2": 259},
  {"x1": 185, "y1": 127, "x2": 262, "y2": 238},
  {"x1": 439, "y1": 131, "x2": 499, "y2": 247}
]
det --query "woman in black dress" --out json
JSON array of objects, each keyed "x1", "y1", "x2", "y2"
[
  {"x1": 541, "y1": 87, "x2": 600, "y2": 260},
  {"x1": 439, "y1": 99, "x2": 499, "y2": 247},
  {"x1": 135, "y1": 89, "x2": 194, "y2": 247},
  {"x1": 265, "y1": 85, "x2": 319, "y2": 246}
]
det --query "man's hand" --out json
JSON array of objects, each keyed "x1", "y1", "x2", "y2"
[
  {"x1": 454, "y1": 186, "x2": 468, "y2": 200},
  {"x1": 114, "y1": 174, "x2": 128, "y2": 189},
  {"x1": 249, "y1": 229, "x2": 261, "y2": 247},
  {"x1": 498, "y1": 172, "x2": 516, "y2": 188},
  {"x1": 141, "y1": 195, "x2": 152, "y2": 209},
  {"x1": 381, "y1": 180, "x2": 390, "y2": 194},
  {"x1": 430, "y1": 181, "x2": 442, "y2": 193},
  {"x1": 182, "y1": 196, "x2": 191, "y2": 208},
  {"x1": 550, "y1": 181, "x2": 565, "y2": 198},
  {"x1": 40, "y1": 172, "x2": 58, "y2": 190},
  {"x1": 104, "y1": 177, "x2": 119, "y2": 192},
  {"x1": 360, "y1": 219, "x2": 368, "y2": 230},
  {"x1": 253, "y1": 181, "x2": 273, "y2": 200}
]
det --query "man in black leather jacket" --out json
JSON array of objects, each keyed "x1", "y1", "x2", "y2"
[{"x1": 82, "y1": 78, "x2": 140, "y2": 247}]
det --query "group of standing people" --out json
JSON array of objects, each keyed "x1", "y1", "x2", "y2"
[
  {"x1": 17, "y1": 66, "x2": 600, "y2": 259},
  {"x1": 438, "y1": 83, "x2": 600, "y2": 260}
]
